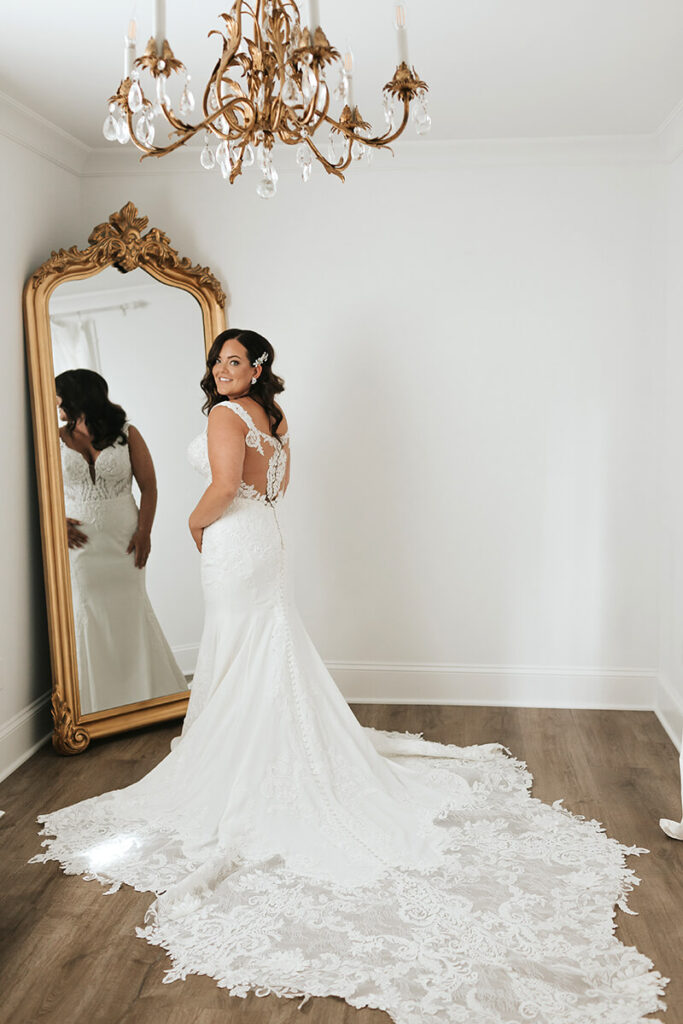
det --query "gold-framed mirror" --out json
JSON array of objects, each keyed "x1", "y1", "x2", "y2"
[{"x1": 23, "y1": 202, "x2": 226, "y2": 754}]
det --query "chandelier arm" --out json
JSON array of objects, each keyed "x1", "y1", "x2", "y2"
[
  {"x1": 361, "y1": 99, "x2": 411, "y2": 148},
  {"x1": 302, "y1": 134, "x2": 347, "y2": 180},
  {"x1": 127, "y1": 95, "x2": 252, "y2": 158},
  {"x1": 214, "y1": 81, "x2": 254, "y2": 135}
]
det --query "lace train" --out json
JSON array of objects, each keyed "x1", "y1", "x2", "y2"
[
  {"x1": 30, "y1": 404, "x2": 668, "y2": 1022},
  {"x1": 32, "y1": 733, "x2": 668, "y2": 1024}
]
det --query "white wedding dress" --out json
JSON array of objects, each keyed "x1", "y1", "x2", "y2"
[
  {"x1": 33, "y1": 401, "x2": 667, "y2": 1022},
  {"x1": 60, "y1": 421, "x2": 187, "y2": 714}
]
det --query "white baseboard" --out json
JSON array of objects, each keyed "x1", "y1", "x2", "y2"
[
  {"x1": 0, "y1": 664, "x2": 668, "y2": 785},
  {"x1": 0, "y1": 693, "x2": 52, "y2": 784},
  {"x1": 655, "y1": 675, "x2": 683, "y2": 751},
  {"x1": 328, "y1": 660, "x2": 657, "y2": 710}
]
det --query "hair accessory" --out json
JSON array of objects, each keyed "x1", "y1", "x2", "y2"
[{"x1": 252, "y1": 351, "x2": 268, "y2": 368}]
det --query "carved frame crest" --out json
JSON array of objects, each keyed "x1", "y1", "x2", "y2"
[{"x1": 23, "y1": 203, "x2": 226, "y2": 754}]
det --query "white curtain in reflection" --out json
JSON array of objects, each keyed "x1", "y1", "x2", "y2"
[{"x1": 51, "y1": 316, "x2": 102, "y2": 376}]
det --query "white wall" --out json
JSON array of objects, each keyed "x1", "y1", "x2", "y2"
[
  {"x1": 0, "y1": 100, "x2": 673, "y2": 781},
  {"x1": 0, "y1": 131, "x2": 82, "y2": 779},
  {"x1": 658, "y1": 142, "x2": 683, "y2": 749},
  {"x1": 80, "y1": 144, "x2": 664, "y2": 708}
]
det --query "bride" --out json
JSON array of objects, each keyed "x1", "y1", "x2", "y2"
[{"x1": 32, "y1": 329, "x2": 667, "y2": 1023}]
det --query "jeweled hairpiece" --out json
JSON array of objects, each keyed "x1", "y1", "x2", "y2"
[{"x1": 252, "y1": 351, "x2": 268, "y2": 368}]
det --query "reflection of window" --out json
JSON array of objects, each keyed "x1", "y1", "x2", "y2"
[{"x1": 50, "y1": 316, "x2": 103, "y2": 376}]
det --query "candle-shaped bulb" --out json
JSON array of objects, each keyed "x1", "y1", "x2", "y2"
[
  {"x1": 124, "y1": 20, "x2": 137, "y2": 79},
  {"x1": 308, "y1": 0, "x2": 321, "y2": 33},
  {"x1": 154, "y1": 0, "x2": 167, "y2": 54},
  {"x1": 127, "y1": 19, "x2": 137, "y2": 41},
  {"x1": 342, "y1": 48, "x2": 355, "y2": 110},
  {"x1": 394, "y1": 4, "x2": 410, "y2": 66}
]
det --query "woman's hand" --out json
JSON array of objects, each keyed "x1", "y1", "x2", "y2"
[
  {"x1": 127, "y1": 529, "x2": 151, "y2": 568},
  {"x1": 189, "y1": 516, "x2": 204, "y2": 553},
  {"x1": 66, "y1": 518, "x2": 88, "y2": 550}
]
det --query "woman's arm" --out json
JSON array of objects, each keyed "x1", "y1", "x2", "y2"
[
  {"x1": 188, "y1": 407, "x2": 246, "y2": 551},
  {"x1": 126, "y1": 424, "x2": 157, "y2": 568}
]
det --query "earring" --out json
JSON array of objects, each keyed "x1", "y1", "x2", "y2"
[{"x1": 251, "y1": 376, "x2": 257, "y2": 384}]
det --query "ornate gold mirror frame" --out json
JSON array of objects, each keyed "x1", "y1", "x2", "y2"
[{"x1": 23, "y1": 202, "x2": 226, "y2": 754}]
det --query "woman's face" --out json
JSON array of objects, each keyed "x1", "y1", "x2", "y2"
[
  {"x1": 56, "y1": 395, "x2": 68, "y2": 422},
  {"x1": 211, "y1": 339, "x2": 260, "y2": 399},
  {"x1": 56, "y1": 394, "x2": 85, "y2": 428}
]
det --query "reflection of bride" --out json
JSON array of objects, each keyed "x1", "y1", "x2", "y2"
[
  {"x1": 55, "y1": 369, "x2": 187, "y2": 715},
  {"x1": 33, "y1": 335, "x2": 667, "y2": 1023}
]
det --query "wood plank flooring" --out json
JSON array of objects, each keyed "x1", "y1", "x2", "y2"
[{"x1": 0, "y1": 706, "x2": 681, "y2": 1024}]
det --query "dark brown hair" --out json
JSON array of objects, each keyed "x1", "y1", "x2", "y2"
[
  {"x1": 55, "y1": 369, "x2": 128, "y2": 449},
  {"x1": 200, "y1": 329, "x2": 285, "y2": 440}
]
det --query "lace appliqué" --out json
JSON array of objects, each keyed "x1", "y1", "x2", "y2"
[
  {"x1": 60, "y1": 421, "x2": 134, "y2": 524},
  {"x1": 186, "y1": 402, "x2": 289, "y2": 507}
]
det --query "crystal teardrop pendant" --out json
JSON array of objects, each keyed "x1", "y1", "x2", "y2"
[
  {"x1": 351, "y1": 138, "x2": 366, "y2": 160},
  {"x1": 415, "y1": 112, "x2": 432, "y2": 135},
  {"x1": 334, "y1": 68, "x2": 348, "y2": 104},
  {"x1": 116, "y1": 117, "x2": 130, "y2": 144},
  {"x1": 134, "y1": 112, "x2": 154, "y2": 146},
  {"x1": 154, "y1": 77, "x2": 170, "y2": 116},
  {"x1": 281, "y1": 77, "x2": 299, "y2": 108},
  {"x1": 216, "y1": 140, "x2": 231, "y2": 169},
  {"x1": 200, "y1": 142, "x2": 215, "y2": 169},
  {"x1": 296, "y1": 143, "x2": 313, "y2": 182},
  {"x1": 327, "y1": 132, "x2": 340, "y2": 163},
  {"x1": 300, "y1": 64, "x2": 317, "y2": 103},
  {"x1": 314, "y1": 79, "x2": 329, "y2": 114},
  {"x1": 102, "y1": 112, "x2": 118, "y2": 141},
  {"x1": 179, "y1": 81, "x2": 195, "y2": 116},
  {"x1": 241, "y1": 143, "x2": 255, "y2": 167},
  {"x1": 128, "y1": 80, "x2": 144, "y2": 113},
  {"x1": 143, "y1": 117, "x2": 155, "y2": 146},
  {"x1": 256, "y1": 170, "x2": 277, "y2": 199}
]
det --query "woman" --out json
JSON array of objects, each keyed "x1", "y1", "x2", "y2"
[
  {"x1": 56, "y1": 369, "x2": 186, "y2": 714},
  {"x1": 33, "y1": 334, "x2": 666, "y2": 1023}
]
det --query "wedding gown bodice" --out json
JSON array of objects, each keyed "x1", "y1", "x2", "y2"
[
  {"x1": 187, "y1": 400, "x2": 289, "y2": 506},
  {"x1": 60, "y1": 422, "x2": 135, "y2": 519}
]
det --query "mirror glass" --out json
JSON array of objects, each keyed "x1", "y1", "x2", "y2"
[{"x1": 49, "y1": 267, "x2": 208, "y2": 716}]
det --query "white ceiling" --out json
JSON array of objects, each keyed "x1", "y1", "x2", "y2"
[{"x1": 2, "y1": 1, "x2": 683, "y2": 148}]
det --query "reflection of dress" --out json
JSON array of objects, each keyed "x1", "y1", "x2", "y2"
[
  {"x1": 59, "y1": 420, "x2": 187, "y2": 715},
  {"x1": 33, "y1": 402, "x2": 667, "y2": 1023}
]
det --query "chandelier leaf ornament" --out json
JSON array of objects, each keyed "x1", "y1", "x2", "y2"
[{"x1": 104, "y1": 0, "x2": 431, "y2": 198}]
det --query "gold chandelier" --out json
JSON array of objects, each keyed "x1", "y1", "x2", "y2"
[{"x1": 104, "y1": 1, "x2": 431, "y2": 198}]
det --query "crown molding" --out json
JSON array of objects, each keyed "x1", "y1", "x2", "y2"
[
  {"x1": 5, "y1": 85, "x2": 683, "y2": 179},
  {"x1": 80, "y1": 132, "x2": 660, "y2": 178},
  {"x1": 0, "y1": 90, "x2": 89, "y2": 175}
]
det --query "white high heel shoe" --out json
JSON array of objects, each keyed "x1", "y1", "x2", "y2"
[{"x1": 659, "y1": 817, "x2": 683, "y2": 840}]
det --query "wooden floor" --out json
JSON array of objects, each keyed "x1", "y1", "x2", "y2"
[{"x1": 0, "y1": 706, "x2": 681, "y2": 1024}]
